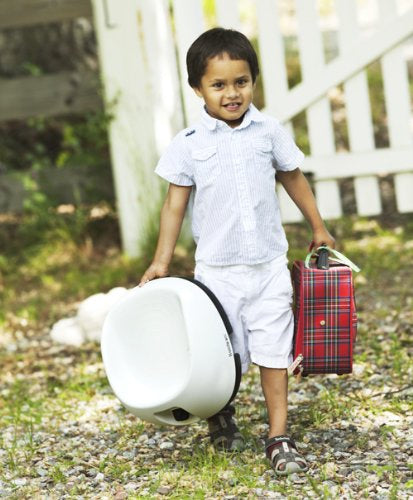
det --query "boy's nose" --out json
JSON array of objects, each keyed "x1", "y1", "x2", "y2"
[{"x1": 226, "y1": 86, "x2": 239, "y2": 98}]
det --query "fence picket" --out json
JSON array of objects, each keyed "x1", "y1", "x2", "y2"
[
  {"x1": 172, "y1": 0, "x2": 205, "y2": 126},
  {"x1": 256, "y1": 0, "x2": 303, "y2": 222},
  {"x1": 277, "y1": 185, "x2": 304, "y2": 223},
  {"x1": 215, "y1": 0, "x2": 241, "y2": 30},
  {"x1": 256, "y1": 0, "x2": 289, "y2": 115},
  {"x1": 296, "y1": 0, "x2": 342, "y2": 219},
  {"x1": 394, "y1": 174, "x2": 413, "y2": 213},
  {"x1": 378, "y1": 0, "x2": 413, "y2": 213},
  {"x1": 336, "y1": 0, "x2": 381, "y2": 216}
]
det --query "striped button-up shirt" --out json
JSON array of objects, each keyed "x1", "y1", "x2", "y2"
[{"x1": 155, "y1": 104, "x2": 304, "y2": 265}]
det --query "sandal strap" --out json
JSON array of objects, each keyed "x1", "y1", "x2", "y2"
[
  {"x1": 265, "y1": 435, "x2": 296, "y2": 455},
  {"x1": 207, "y1": 405, "x2": 244, "y2": 451},
  {"x1": 265, "y1": 435, "x2": 308, "y2": 474},
  {"x1": 209, "y1": 419, "x2": 240, "y2": 440}
]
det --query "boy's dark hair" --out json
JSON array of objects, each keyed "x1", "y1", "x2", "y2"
[{"x1": 186, "y1": 27, "x2": 259, "y2": 88}]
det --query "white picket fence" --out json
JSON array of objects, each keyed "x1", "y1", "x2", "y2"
[{"x1": 91, "y1": 0, "x2": 413, "y2": 256}]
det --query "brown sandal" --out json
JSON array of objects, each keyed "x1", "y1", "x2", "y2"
[
  {"x1": 265, "y1": 435, "x2": 308, "y2": 475},
  {"x1": 207, "y1": 405, "x2": 245, "y2": 452}
]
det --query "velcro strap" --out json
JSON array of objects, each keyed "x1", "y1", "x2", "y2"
[
  {"x1": 265, "y1": 435, "x2": 296, "y2": 459},
  {"x1": 265, "y1": 435, "x2": 295, "y2": 449}
]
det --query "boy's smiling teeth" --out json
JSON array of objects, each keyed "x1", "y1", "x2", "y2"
[{"x1": 224, "y1": 103, "x2": 241, "y2": 109}]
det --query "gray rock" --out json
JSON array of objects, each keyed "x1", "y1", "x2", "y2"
[
  {"x1": 289, "y1": 473, "x2": 306, "y2": 484},
  {"x1": 36, "y1": 468, "x2": 48, "y2": 477},
  {"x1": 124, "y1": 482, "x2": 139, "y2": 490},
  {"x1": 11, "y1": 478, "x2": 27, "y2": 487},
  {"x1": 157, "y1": 486, "x2": 172, "y2": 495},
  {"x1": 159, "y1": 441, "x2": 174, "y2": 450}
]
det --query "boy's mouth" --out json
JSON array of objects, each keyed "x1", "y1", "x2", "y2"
[{"x1": 223, "y1": 102, "x2": 242, "y2": 111}]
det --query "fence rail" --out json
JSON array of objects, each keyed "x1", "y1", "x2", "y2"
[
  {"x1": 0, "y1": 71, "x2": 101, "y2": 121},
  {"x1": 0, "y1": 0, "x2": 97, "y2": 123},
  {"x1": 0, "y1": 0, "x2": 92, "y2": 29}
]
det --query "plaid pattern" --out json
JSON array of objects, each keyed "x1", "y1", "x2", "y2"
[{"x1": 292, "y1": 260, "x2": 357, "y2": 375}]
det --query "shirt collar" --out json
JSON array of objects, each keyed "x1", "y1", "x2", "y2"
[{"x1": 201, "y1": 104, "x2": 265, "y2": 131}]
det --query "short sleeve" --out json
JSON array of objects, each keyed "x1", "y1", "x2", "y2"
[
  {"x1": 271, "y1": 119, "x2": 305, "y2": 172},
  {"x1": 155, "y1": 133, "x2": 194, "y2": 186}
]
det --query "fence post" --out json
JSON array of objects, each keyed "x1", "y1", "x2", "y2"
[
  {"x1": 336, "y1": 0, "x2": 381, "y2": 217},
  {"x1": 378, "y1": 0, "x2": 413, "y2": 213},
  {"x1": 296, "y1": 0, "x2": 342, "y2": 220},
  {"x1": 91, "y1": 0, "x2": 183, "y2": 256}
]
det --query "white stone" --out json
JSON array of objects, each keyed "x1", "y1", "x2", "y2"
[
  {"x1": 352, "y1": 363, "x2": 366, "y2": 376},
  {"x1": 76, "y1": 292, "x2": 109, "y2": 341},
  {"x1": 50, "y1": 317, "x2": 85, "y2": 347},
  {"x1": 11, "y1": 478, "x2": 27, "y2": 487},
  {"x1": 125, "y1": 482, "x2": 139, "y2": 490},
  {"x1": 50, "y1": 287, "x2": 130, "y2": 345}
]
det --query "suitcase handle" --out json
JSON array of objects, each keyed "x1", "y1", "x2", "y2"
[
  {"x1": 316, "y1": 248, "x2": 330, "y2": 270},
  {"x1": 305, "y1": 246, "x2": 361, "y2": 272}
]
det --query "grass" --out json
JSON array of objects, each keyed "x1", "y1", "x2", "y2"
[{"x1": 1, "y1": 211, "x2": 413, "y2": 497}]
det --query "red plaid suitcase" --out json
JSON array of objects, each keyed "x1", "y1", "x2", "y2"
[{"x1": 291, "y1": 247, "x2": 360, "y2": 376}]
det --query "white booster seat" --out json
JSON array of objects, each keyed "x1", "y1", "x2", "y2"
[{"x1": 101, "y1": 277, "x2": 241, "y2": 425}]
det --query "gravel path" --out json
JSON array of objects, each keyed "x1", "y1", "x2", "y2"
[
  {"x1": 1, "y1": 242, "x2": 412, "y2": 498},
  {"x1": 1, "y1": 325, "x2": 412, "y2": 497}
]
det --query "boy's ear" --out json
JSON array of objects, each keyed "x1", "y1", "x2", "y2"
[{"x1": 193, "y1": 87, "x2": 203, "y2": 98}]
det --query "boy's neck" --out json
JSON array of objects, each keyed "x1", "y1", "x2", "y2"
[{"x1": 204, "y1": 106, "x2": 248, "y2": 129}]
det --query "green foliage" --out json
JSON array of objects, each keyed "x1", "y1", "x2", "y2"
[
  {"x1": 0, "y1": 109, "x2": 111, "y2": 172},
  {"x1": 202, "y1": 0, "x2": 216, "y2": 27},
  {"x1": 366, "y1": 60, "x2": 389, "y2": 148}
]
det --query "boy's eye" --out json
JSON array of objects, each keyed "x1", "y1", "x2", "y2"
[
  {"x1": 237, "y1": 79, "x2": 247, "y2": 86},
  {"x1": 212, "y1": 82, "x2": 224, "y2": 89}
]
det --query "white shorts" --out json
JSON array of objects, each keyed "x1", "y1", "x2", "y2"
[{"x1": 194, "y1": 255, "x2": 294, "y2": 373}]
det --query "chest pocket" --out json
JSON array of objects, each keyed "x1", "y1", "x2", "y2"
[
  {"x1": 191, "y1": 146, "x2": 221, "y2": 187},
  {"x1": 253, "y1": 140, "x2": 274, "y2": 167}
]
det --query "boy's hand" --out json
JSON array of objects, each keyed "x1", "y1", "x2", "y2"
[
  {"x1": 311, "y1": 227, "x2": 336, "y2": 250},
  {"x1": 139, "y1": 262, "x2": 169, "y2": 287}
]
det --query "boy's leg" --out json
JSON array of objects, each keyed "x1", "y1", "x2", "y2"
[
  {"x1": 259, "y1": 366, "x2": 288, "y2": 437},
  {"x1": 207, "y1": 404, "x2": 245, "y2": 451},
  {"x1": 260, "y1": 365, "x2": 308, "y2": 475},
  {"x1": 193, "y1": 263, "x2": 247, "y2": 452}
]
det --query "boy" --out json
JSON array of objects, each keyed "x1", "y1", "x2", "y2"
[{"x1": 139, "y1": 27, "x2": 335, "y2": 475}]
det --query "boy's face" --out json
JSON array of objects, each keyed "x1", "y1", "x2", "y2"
[{"x1": 194, "y1": 52, "x2": 255, "y2": 128}]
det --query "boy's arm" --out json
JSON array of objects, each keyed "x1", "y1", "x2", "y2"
[
  {"x1": 139, "y1": 183, "x2": 192, "y2": 285},
  {"x1": 276, "y1": 168, "x2": 335, "y2": 248}
]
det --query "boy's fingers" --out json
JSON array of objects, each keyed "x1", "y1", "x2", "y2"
[
  {"x1": 139, "y1": 267, "x2": 169, "y2": 287},
  {"x1": 138, "y1": 274, "x2": 151, "y2": 287}
]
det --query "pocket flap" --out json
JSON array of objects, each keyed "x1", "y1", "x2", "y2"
[
  {"x1": 191, "y1": 146, "x2": 217, "y2": 161},
  {"x1": 254, "y1": 140, "x2": 272, "y2": 153}
]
